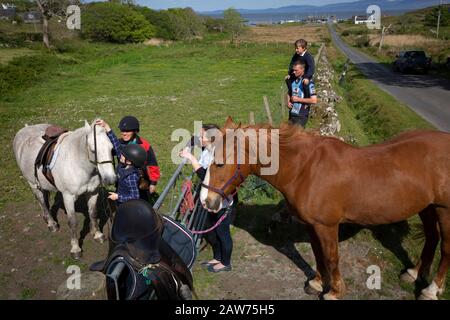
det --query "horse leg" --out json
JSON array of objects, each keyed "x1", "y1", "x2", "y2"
[
  {"x1": 30, "y1": 183, "x2": 59, "y2": 232},
  {"x1": 62, "y1": 193, "x2": 82, "y2": 259},
  {"x1": 401, "y1": 206, "x2": 439, "y2": 283},
  {"x1": 314, "y1": 224, "x2": 345, "y2": 300},
  {"x1": 419, "y1": 207, "x2": 450, "y2": 300},
  {"x1": 87, "y1": 192, "x2": 106, "y2": 243},
  {"x1": 304, "y1": 225, "x2": 325, "y2": 295}
]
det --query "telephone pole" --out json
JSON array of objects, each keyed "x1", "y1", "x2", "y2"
[{"x1": 437, "y1": 0, "x2": 442, "y2": 38}]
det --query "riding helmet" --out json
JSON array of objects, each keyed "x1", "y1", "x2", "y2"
[
  {"x1": 118, "y1": 116, "x2": 140, "y2": 132},
  {"x1": 112, "y1": 200, "x2": 162, "y2": 265},
  {"x1": 120, "y1": 144, "x2": 147, "y2": 168}
]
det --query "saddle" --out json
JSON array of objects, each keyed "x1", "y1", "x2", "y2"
[
  {"x1": 90, "y1": 200, "x2": 194, "y2": 300},
  {"x1": 34, "y1": 125, "x2": 68, "y2": 187}
]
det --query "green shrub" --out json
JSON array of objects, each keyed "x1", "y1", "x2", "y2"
[
  {"x1": 0, "y1": 53, "x2": 73, "y2": 96},
  {"x1": 0, "y1": 32, "x2": 42, "y2": 47},
  {"x1": 355, "y1": 35, "x2": 370, "y2": 47},
  {"x1": 81, "y1": 2, "x2": 156, "y2": 43},
  {"x1": 135, "y1": 7, "x2": 176, "y2": 40}
]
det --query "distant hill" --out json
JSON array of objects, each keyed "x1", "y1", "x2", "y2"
[{"x1": 200, "y1": 0, "x2": 443, "y2": 15}]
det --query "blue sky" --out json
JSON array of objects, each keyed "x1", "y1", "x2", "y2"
[{"x1": 122, "y1": 1, "x2": 355, "y2": 12}]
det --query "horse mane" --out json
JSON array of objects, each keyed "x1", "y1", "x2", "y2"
[{"x1": 240, "y1": 121, "x2": 322, "y2": 145}]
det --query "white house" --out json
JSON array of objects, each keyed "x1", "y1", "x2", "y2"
[
  {"x1": 0, "y1": 3, "x2": 16, "y2": 20},
  {"x1": 354, "y1": 15, "x2": 376, "y2": 25}
]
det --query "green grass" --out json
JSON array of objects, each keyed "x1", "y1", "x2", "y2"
[
  {"x1": 20, "y1": 287, "x2": 37, "y2": 300},
  {"x1": 0, "y1": 48, "x2": 37, "y2": 64}
]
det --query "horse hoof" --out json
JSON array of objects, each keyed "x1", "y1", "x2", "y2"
[
  {"x1": 418, "y1": 282, "x2": 442, "y2": 300},
  {"x1": 71, "y1": 251, "x2": 82, "y2": 260},
  {"x1": 304, "y1": 284, "x2": 321, "y2": 295},
  {"x1": 305, "y1": 279, "x2": 323, "y2": 295},
  {"x1": 48, "y1": 224, "x2": 59, "y2": 233},
  {"x1": 94, "y1": 233, "x2": 106, "y2": 243},
  {"x1": 418, "y1": 292, "x2": 438, "y2": 300},
  {"x1": 323, "y1": 292, "x2": 339, "y2": 300},
  {"x1": 400, "y1": 269, "x2": 417, "y2": 283}
]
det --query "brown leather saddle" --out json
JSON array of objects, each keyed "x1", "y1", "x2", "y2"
[{"x1": 34, "y1": 125, "x2": 68, "y2": 187}]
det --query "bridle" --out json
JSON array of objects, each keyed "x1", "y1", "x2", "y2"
[
  {"x1": 201, "y1": 164, "x2": 245, "y2": 201},
  {"x1": 88, "y1": 124, "x2": 114, "y2": 173},
  {"x1": 201, "y1": 139, "x2": 246, "y2": 202}
]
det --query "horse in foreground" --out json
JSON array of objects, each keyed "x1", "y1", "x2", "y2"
[
  {"x1": 13, "y1": 121, "x2": 116, "y2": 258},
  {"x1": 201, "y1": 117, "x2": 450, "y2": 300}
]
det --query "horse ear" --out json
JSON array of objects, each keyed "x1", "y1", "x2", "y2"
[
  {"x1": 84, "y1": 120, "x2": 91, "y2": 133},
  {"x1": 223, "y1": 116, "x2": 234, "y2": 129}
]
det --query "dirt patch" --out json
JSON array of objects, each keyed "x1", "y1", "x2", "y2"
[
  {"x1": 0, "y1": 200, "x2": 421, "y2": 300},
  {"x1": 0, "y1": 200, "x2": 109, "y2": 299},
  {"x1": 241, "y1": 24, "x2": 328, "y2": 44},
  {"x1": 193, "y1": 204, "x2": 417, "y2": 300}
]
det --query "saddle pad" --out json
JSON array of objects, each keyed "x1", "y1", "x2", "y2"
[{"x1": 162, "y1": 216, "x2": 197, "y2": 270}]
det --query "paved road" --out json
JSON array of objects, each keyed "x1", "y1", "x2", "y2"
[{"x1": 328, "y1": 24, "x2": 450, "y2": 132}]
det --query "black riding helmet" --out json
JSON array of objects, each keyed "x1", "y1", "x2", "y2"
[
  {"x1": 112, "y1": 200, "x2": 162, "y2": 265},
  {"x1": 120, "y1": 144, "x2": 147, "y2": 168},
  {"x1": 118, "y1": 116, "x2": 140, "y2": 132}
]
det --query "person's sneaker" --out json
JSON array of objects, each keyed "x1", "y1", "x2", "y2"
[{"x1": 207, "y1": 264, "x2": 232, "y2": 273}]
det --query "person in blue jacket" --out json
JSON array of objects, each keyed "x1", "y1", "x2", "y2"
[{"x1": 287, "y1": 60, "x2": 318, "y2": 128}]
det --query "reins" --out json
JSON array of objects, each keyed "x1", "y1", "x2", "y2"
[{"x1": 91, "y1": 124, "x2": 115, "y2": 224}]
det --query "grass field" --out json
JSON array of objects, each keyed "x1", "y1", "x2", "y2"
[{"x1": 1, "y1": 23, "x2": 449, "y2": 300}]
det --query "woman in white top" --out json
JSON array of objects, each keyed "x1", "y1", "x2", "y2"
[{"x1": 179, "y1": 124, "x2": 235, "y2": 273}]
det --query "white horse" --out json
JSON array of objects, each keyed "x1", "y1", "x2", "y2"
[{"x1": 13, "y1": 120, "x2": 116, "y2": 258}]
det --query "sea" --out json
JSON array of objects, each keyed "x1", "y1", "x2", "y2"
[{"x1": 204, "y1": 10, "x2": 408, "y2": 25}]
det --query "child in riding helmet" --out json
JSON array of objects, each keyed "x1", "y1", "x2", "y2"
[
  {"x1": 96, "y1": 117, "x2": 161, "y2": 203},
  {"x1": 96, "y1": 119, "x2": 147, "y2": 205}
]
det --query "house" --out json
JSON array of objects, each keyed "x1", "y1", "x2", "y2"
[
  {"x1": 23, "y1": 11, "x2": 41, "y2": 24},
  {"x1": 354, "y1": 15, "x2": 376, "y2": 25},
  {"x1": 0, "y1": 3, "x2": 16, "y2": 20}
]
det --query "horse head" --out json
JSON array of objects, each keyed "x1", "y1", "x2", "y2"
[
  {"x1": 85, "y1": 120, "x2": 116, "y2": 185},
  {"x1": 200, "y1": 117, "x2": 252, "y2": 212}
]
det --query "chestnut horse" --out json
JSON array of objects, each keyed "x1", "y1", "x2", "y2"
[{"x1": 201, "y1": 117, "x2": 450, "y2": 300}]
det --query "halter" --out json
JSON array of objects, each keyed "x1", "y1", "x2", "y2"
[{"x1": 201, "y1": 139, "x2": 246, "y2": 202}]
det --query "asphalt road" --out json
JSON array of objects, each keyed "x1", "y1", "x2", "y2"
[{"x1": 328, "y1": 24, "x2": 450, "y2": 132}]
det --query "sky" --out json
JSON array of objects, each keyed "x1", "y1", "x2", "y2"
[{"x1": 124, "y1": 1, "x2": 358, "y2": 12}]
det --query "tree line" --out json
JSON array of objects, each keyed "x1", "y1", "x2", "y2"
[{"x1": 5, "y1": 1, "x2": 246, "y2": 48}]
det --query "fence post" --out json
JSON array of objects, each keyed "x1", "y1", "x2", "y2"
[
  {"x1": 315, "y1": 43, "x2": 325, "y2": 65},
  {"x1": 263, "y1": 96, "x2": 273, "y2": 126},
  {"x1": 249, "y1": 111, "x2": 255, "y2": 125},
  {"x1": 280, "y1": 87, "x2": 286, "y2": 122}
]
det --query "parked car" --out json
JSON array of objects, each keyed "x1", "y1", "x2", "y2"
[{"x1": 393, "y1": 50, "x2": 432, "y2": 74}]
